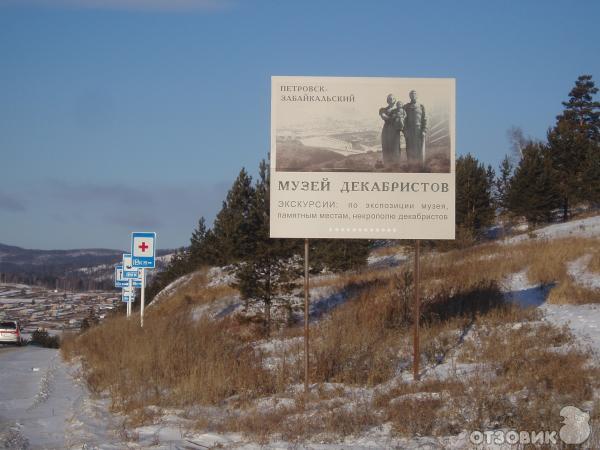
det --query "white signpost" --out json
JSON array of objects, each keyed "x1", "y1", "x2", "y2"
[
  {"x1": 122, "y1": 281, "x2": 135, "y2": 320},
  {"x1": 115, "y1": 263, "x2": 142, "y2": 319},
  {"x1": 131, "y1": 232, "x2": 156, "y2": 327}
]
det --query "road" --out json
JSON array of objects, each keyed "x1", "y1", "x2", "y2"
[
  {"x1": 0, "y1": 345, "x2": 72, "y2": 448},
  {"x1": 0, "y1": 345, "x2": 233, "y2": 449},
  {"x1": 0, "y1": 344, "x2": 146, "y2": 449}
]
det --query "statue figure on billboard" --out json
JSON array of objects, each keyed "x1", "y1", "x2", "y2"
[
  {"x1": 403, "y1": 90, "x2": 428, "y2": 164},
  {"x1": 379, "y1": 94, "x2": 403, "y2": 167}
]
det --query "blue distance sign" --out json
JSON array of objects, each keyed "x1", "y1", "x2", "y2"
[
  {"x1": 123, "y1": 268, "x2": 141, "y2": 280},
  {"x1": 122, "y1": 253, "x2": 139, "y2": 278},
  {"x1": 114, "y1": 265, "x2": 125, "y2": 288},
  {"x1": 122, "y1": 283, "x2": 135, "y2": 302},
  {"x1": 131, "y1": 232, "x2": 156, "y2": 269}
]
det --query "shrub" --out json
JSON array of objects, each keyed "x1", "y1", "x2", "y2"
[{"x1": 31, "y1": 328, "x2": 60, "y2": 348}]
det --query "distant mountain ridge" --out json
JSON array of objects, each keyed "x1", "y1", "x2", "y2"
[
  {"x1": 0, "y1": 242, "x2": 173, "y2": 290},
  {"x1": 0, "y1": 243, "x2": 124, "y2": 265}
]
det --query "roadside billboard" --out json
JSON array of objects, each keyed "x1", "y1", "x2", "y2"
[{"x1": 270, "y1": 76, "x2": 455, "y2": 240}]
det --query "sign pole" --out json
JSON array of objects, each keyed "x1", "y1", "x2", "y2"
[
  {"x1": 413, "y1": 240, "x2": 421, "y2": 381},
  {"x1": 304, "y1": 238, "x2": 310, "y2": 395},
  {"x1": 129, "y1": 279, "x2": 132, "y2": 318},
  {"x1": 140, "y1": 268, "x2": 145, "y2": 328}
]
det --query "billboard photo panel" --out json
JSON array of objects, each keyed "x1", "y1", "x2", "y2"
[{"x1": 270, "y1": 76, "x2": 455, "y2": 240}]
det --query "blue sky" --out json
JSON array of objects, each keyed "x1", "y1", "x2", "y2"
[{"x1": 1, "y1": 0, "x2": 599, "y2": 250}]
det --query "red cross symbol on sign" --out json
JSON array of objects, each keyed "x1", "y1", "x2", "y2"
[{"x1": 138, "y1": 242, "x2": 149, "y2": 253}]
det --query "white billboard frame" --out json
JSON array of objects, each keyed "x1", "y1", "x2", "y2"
[{"x1": 270, "y1": 76, "x2": 455, "y2": 240}]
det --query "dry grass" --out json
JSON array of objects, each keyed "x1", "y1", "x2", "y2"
[
  {"x1": 547, "y1": 279, "x2": 600, "y2": 304},
  {"x1": 62, "y1": 311, "x2": 274, "y2": 421},
  {"x1": 150, "y1": 269, "x2": 238, "y2": 317},
  {"x1": 589, "y1": 250, "x2": 600, "y2": 274},
  {"x1": 315, "y1": 237, "x2": 598, "y2": 307},
  {"x1": 377, "y1": 315, "x2": 600, "y2": 438},
  {"x1": 368, "y1": 242, "x2": 411, "y2": 258},
  {"x1": 64, "y1": 226, "x2": 600, "y2": 442},
  {"x1": 220, "y1": 394, "x2": 379, "y2": 445}
]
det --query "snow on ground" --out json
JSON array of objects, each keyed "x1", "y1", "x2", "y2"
[
  {"x1": 176, "y1": 428, "x2": 473, "y2": 449},
  {"x1": 148, "y1": 272, "x2": 195, "y2": 308},
  {"x1": 367, "y1": 251, "x2": 408, "y2": 269},
  {"x1": 0, "y1": 344, "x2": 472, "y2": 449},
  {"x1": 0, "y1": 346, "x2": 122, "y2": 449},
  {"x1": 2, "y1": 217, "x2": 596, "y2": 448},
  {"x1": 191, "y1": 294, "x2": 243, "y2": 320},
  {"x1": 502, "y1": 270, "x2": 553, "y2": 308},
  {"x1": 505, "y1": 215, "x2": 600, "y2": 244},
  {"x1": 541, "y1": 304, "x2": 600, "y2": 355},
  {"x1": 568, "y1": 254, "x2": 600, "y2": 290},
  {"x1": 309, "y1": 285, "x2": 350, "y2": 320},
  {"x1": 190, "y1": 278, "x2": 353, "y2": 324},
  {"x1": 207, "y1": 265, "x2": 236, "y2": 287},
  {"x1": 502, "y1": 266, "x2": 600, "y2": 362}
]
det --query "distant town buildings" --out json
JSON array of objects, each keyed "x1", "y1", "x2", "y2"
[{"x1": 0, "y1": 283, "x2": 119, "y2": 336}]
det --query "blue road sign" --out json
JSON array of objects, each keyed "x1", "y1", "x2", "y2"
[
  {"x1": 123, "y1": 253, "x2": 139, "y2": 278},
  {"x1": 123, "y1": 268, "x2": 141, "y2": 280},
  {"x1": 122, "y1": 282, "x2": 135, "y2": 302},
  {"x1": 114, "y1": 265, "x2": 125, "y2": 288},
  {"x1": 131, "y1": 232, "x2": 156, "y2": 269}
]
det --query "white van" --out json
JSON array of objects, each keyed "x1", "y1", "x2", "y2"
[{"x1": 0, "y1": 321, "x2": 23, "y2": 346}]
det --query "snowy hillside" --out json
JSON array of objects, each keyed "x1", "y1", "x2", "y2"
[{"x1": 2, "y1": 214, "x2": 599, "y2": 449}]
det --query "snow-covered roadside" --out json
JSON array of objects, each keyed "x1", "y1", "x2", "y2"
[
  {"x1": 0, "y1": 346, "x2": 243, "y2": 449},
  {"x1": 0, "y1": 344, "x2": 468, "y2": 450},
  {"x1": 0, "y1": 346, "x2": 121, "y2": 449},
  {"x1": 14, "y1": 216, "x2": 594, "y2": 449}
]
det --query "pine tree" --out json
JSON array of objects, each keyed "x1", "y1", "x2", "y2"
[
  {"x1": 558, "y1": 74, "x2": 600, "y2": 141},
  {"x1": 486, "y1": 164, "x2": 496, "y2": 209},
  {"x1": 547, "y1": 120, "x2": 590, "y2": 221},
  {"x1": 548, "y1": 75, "x2": 600, "y2": 220},
  {"x1": 233, "y1": 160, "x2": 301, "y2": 336},
  {"x1": 211, "y1": 168, "x2": 256, "y2": 264},
  {"x1": 189, "y1": 217, "x2": 208, "y2": 268},
  {"x1": 582, "y1": 145, "x2": 600, "y2": 206},
  {"x1": 494, "y1": 155, "x2": 513, "y2": 213},
  {"x1": 456, "y1": 154, "x2": 495, "y2": 236},
  {"x1": 311, "y1": 239, "x2": 371, "y2": 273},
  {"x1": 507, "y1": 143, "x2": 560, "y2": 225}
]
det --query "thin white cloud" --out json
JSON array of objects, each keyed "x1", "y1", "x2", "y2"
[{"x1": 0, "y1": 0, "x2": 232, "y2": 12}]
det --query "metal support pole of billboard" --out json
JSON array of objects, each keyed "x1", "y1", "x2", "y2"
[
  {"x1": 304, "y1": 238, "x2": 310, "y2": 396},
  {"x1": 413, "y1": 240, "x2": 421, "y2": 381},
  {"x1": 140, "y1": 268, "x2": 145, "y2": 328}
]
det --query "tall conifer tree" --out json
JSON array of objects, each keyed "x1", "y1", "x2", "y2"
[
  {"x1": 456, "y1": 154, "x2": 495, "y2": 235},
  {"x1": 233, "y1": 160, "x2": 301, "y2": 336},
  {"x1": 548, "y1": 75, "x2": 600, "y2": 220},
  {"x1": 507, "y1": 143, "x2": 560, "y2": 224}
]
